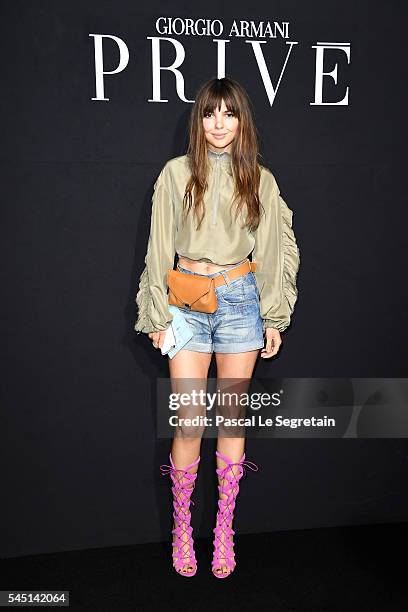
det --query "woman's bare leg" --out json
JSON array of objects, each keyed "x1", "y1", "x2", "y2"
[
  {"x1": 213, "y1": 349, "x2": 260, "y2": 576},
  {"x1": 167, "y1": 348, "x2": 212, "y2": 573}
]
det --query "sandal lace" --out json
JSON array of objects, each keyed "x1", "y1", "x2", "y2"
[
  {"x1": 160, "y1": 455, "x2": 200, "y2": 574},
  {"x1": 212, "y1": 452, "x2": 258, "y2": 575}
]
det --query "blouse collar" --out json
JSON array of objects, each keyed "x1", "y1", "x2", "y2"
[{"x1": 207, "y1": 147, "x2": 233, "y2": 175}]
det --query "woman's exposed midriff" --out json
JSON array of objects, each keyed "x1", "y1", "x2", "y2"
[{"x1": 177, "y1": 254, "x2": 248, "y2": 275}]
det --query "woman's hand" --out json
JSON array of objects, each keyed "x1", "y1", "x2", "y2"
[
  {"x1": 260, "y1": 327, "x2": 282, "y2": 359},
  {"x1": 148, "y1": 329, "x2": 168, "y2": 350}
]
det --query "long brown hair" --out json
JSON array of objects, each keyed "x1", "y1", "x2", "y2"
[{"x1": 183, "y1": 77, "x2": 264, "y2": 233}]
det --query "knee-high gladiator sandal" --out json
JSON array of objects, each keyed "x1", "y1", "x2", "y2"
[
  {"x1": 212, "y1": 450, "x2": 258, "y2": 579},
  {"x1": 159, "y1": 453, "x2": 200, "y2": 577}
]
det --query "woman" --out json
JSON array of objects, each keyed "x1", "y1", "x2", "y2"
[{"x1": 134, "y1": 77, "x2": 300, "y2": 578}]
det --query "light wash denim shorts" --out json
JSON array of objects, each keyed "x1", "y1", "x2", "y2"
[{"x1": 173, "y1": 259, "x2": 265, "y2": 354}]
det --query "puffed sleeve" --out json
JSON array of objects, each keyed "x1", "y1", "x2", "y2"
[
  {"x1": 134, "y1": 162, "x2": 176, "y2": 334},
  {"x1": 252, "y1": 170, "x2": 300, "y2": 333}
]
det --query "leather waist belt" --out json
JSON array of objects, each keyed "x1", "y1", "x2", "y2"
[{"x1": 212, "y1": 259, "x2": 257, "y2": 287}]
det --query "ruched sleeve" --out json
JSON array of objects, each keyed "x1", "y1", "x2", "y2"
[
  {"x1": 252, "y1": 170, "x2": 300, "y2": 333},
  {"x1": 134, "y1": 162, "x2": 176, "y2": 334}
]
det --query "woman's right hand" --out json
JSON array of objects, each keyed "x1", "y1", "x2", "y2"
[{"x1": 148, "y1": 329, "x2": 168, "y2": 350}]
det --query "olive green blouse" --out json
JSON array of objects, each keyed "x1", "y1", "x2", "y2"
[{"x1": 134, "y1": 148, "x2": 300, "y2": 334}]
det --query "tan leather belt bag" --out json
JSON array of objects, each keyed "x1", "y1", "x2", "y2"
[{"x1": 167, "y1": 259, "x2": 257, "y2": 314}]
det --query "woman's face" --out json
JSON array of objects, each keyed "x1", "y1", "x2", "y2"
[{"x1": 203, "y1": 98, "x2": 239, "y2": 153}]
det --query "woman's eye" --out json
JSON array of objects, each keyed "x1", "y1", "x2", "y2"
[{"x1": 204, "y1": 111, "x2": 235, "y2": 118}]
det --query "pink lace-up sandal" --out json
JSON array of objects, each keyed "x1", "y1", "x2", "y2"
[
  {"x1": 160, "y1": 453, "x2": 200, "y2": 577},
  {"x1": 212, "y1": 450, "x2": 258, "y2": 579}
]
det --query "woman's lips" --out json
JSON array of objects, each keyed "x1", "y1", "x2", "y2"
[{"x1": 213, "y1": 133, "x2": 227, "y2": 139}]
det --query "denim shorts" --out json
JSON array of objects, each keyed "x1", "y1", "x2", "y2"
[{"x1": 173, "y1": 259, "x2": 265, "y2": 354}]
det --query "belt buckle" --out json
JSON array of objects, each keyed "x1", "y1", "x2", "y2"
[
  {"x1": 220, "y1": 259, "x2": 249, "y2": 286},
  {"x1": 220, "y1": 269, "x2": 231, "y2": 286}
]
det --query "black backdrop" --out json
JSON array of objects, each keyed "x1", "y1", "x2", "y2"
[{"x1": 1, "y1": 0, "x2": 408, "y2": 559}]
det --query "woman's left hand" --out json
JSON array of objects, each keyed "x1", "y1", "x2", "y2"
[{"x1": 260, "y1": 327, "x2": 282, "y2": 359}]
